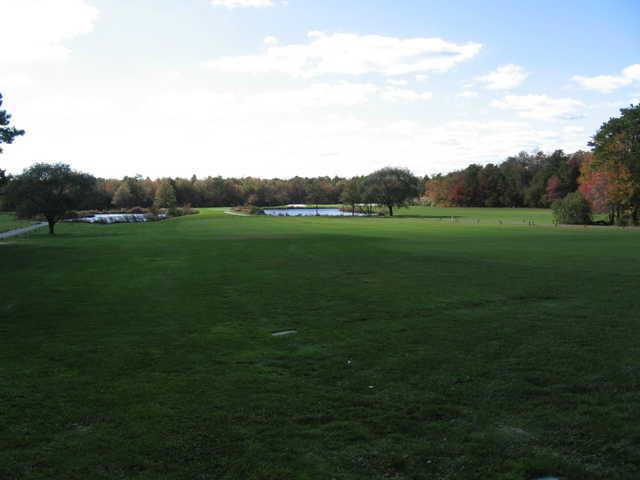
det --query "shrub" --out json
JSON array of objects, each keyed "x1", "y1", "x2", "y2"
[{"x1": 552, "y1": 192, "x2": 592, "y2": 225}]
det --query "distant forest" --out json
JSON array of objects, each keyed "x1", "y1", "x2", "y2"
[
  {"x1": 0, "y1": 149, "x2": 587, "y2": 210},
  {"x1": 423, "y1": 150, "x2": 586, "y2": 208},
  {"x1": 2, "y1": 104, "x2": 639, "y2": 225}
]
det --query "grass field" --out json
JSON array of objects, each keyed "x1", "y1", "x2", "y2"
[
  {"x1": 0, "y1": 212, "x2": 37, "y2": 233},
  {"x1": 394, "y1": 206, "x2": 553, "y2": 224},
  {"x1": 2, "y1": 207, "x2": 639, "y2": 479}
]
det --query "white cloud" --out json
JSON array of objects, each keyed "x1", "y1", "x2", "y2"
[
  {"x1": 211, "y1": 0, "x2": 276, "y2": 8},
  {"x1": 205, "y1": 31, "x2": 482, "y2": 77},
  {"x1": 380, "y1": 88, "x2": 432, "y2": 102},
  {"x1": 387, "y1": 79, "x2": 409, "y2": 86},
  {"x1": 5, "y1": 77, "x2": 588, "y2": 179},
  {"x1": 0, "y1": 3, "x2": 603, "y2": 180},
  {"x1": 178, "y1": 83, "x2": 432, "y2": 111},
  {"x1": 247, "y1": 83, "x2": 380, "y2": 111},
  {"x1": 477, "y1": 64, "x2": 528, "y2": 90},
  {"x1": 381, "y1": 119, "x2": 586, "y2": 170},
  {"x1": 0, "y1": 72, "x2": 35, "y2": 88},
  {"x1": 0, "y1": 0, "x2": 98, "y2": 63},
  {"x1": 572, "y1": 64, "x2": 640, "y2": 93},
  {"x1": 492, "y1": 94, "x2": 584, "y2": 121},
  {"x1": 457, "y1": 90, "x2": 478, "y2": 98}
]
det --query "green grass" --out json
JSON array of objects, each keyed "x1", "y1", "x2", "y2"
[
  {"x1": 395, "y1": 206, "x2": 553, "y2": 223},
  {"x1": 2, "y1": 207, "x2": 639, "y2": 479},
  {"x1": 0, "y1": 212, "x2": 37, "y2": 233}
]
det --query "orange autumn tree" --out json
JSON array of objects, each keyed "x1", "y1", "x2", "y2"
[
  {"x1": 588, "y1": 104, "x2": 640, "y2": 224},
  {"x1": 579, "y1": 153, "x2": 634, "y2": 224}
]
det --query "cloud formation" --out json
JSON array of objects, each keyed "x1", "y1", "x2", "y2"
[
  {"x1": 572, "y1": 64, "x2": 640, "y2": 93},
  {"x1": 380, "y1": 88, "x2": 432, "y2": 102},
  {"x1": 6, "y1": 74, "x2": 589, "y2": 180},
  {"x1": 211, "y1": 0, "x2": 277, "y2": 8},
  {"x1": 492, "y1": 94, "x2": 584, "y2": 121},
  {"x1": 0, "y1": 0, "x2": 98, "y2": 63},
  {"x1": 477, "y1": 64, "x2": 528, "y2": 90},
  {"x1": 205, "y1": 32, "x2": 482, "y2": 77},
  {"x1": 457, "y1": 90, "x2": 479, "y2": 98}
]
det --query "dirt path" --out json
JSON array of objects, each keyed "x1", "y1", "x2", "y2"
[{"x1": 0, "y1": 222, "x2": 48, "y2": 240}]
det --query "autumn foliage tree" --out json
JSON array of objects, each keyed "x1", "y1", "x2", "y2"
[
  {"x1": 154, "y1": 179, "x2": 178, "y2": 211},
  {"x1": 579, "y1": 153, "x2": 634, "y2": 224},
  {"x1": 588, "y1": 104, "x2": 640, "y2": 223}
]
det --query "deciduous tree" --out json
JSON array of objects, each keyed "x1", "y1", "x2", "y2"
[
  {"x1": 579, "y1": 154, "x2": 633, "y2": 224},
  {"x1": 154, "y1": 179, "x2": 177, "y2": 210},
  {"x1": 590, "y1": 104, "x2": 640, "y2": 222},
  {"x1": 112, "y1": 182, "x2": 133, "y2": 208},
  {"x1": 364, "y1": 167, "x2": 419, "y2": 216},
  {"x1": 340, "y1": 176, "x2": 364, "y2": 215},
  {"x1": 6, "y1": 163, "x2": 96, "y2": 234}
]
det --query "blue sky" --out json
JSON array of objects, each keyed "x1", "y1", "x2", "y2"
[{"x1": 1, "y1": 0, "x2": 638, "y2": 178}]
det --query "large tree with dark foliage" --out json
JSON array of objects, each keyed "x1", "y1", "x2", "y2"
[
  {"x1": 0, "y1": 93, "x2": 25, "y2": 187},
  {"x1": 6, "y1": 163, "x2": 96, "y2": 234},
  {"x1": 364, "y1": 167, "x2": 419, "y2": 216}
]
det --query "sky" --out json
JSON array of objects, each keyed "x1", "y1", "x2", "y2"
[{"x1": 1, "y1": 0, "x2": 639, "y2": 179}]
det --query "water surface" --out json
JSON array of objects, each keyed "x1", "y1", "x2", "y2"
[{"x1": 263, "y1": 208, "x2": 363, "y2": 217}]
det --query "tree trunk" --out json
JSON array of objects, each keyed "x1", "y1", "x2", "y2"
[
  {"x1": 615, "y1": 205, "x2": 623, "y2": 225},
  {"x1": 388, "y1": 205, "x2": 393, "y2": 216},
  {"x1": 47, "y1": 217, "x2": 56, "y2": 235}
]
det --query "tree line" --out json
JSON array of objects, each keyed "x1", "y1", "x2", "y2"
[
  {"x1": 1, "y1": 88, "x2": 638, "y2": 229},
  {"x1": 423, "y1": 150, "x2": 584, "y2": 209},
  {"x1": 423, "y1": 104, "x2": 639, "y2": 224}
]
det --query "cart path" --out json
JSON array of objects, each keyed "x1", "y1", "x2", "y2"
[{"x1": 0, "y1": 222, "x2": 48, "y2": 240}]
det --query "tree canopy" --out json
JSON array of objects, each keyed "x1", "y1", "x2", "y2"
[
  {"x1": 0, "y1": 92, "x2": 25, "y2": 187},
  {"x1": 364, "y1": 167, "x2": 419, "y2": 216},
  {"x1": 424, "y1": 151, "x2": 582, "y2": 209},
  {"x1": 551, "y1": 191, "x2": 592, "y2": 225},
  {"x1": 589, "y1": 104, "x2": 640, "y2": 223},
  {"x1": 154, "y1": 179, "x2": 178, "y2": 210},
  {"x1": 0, "y1": 93, "x2": 24, "y2": 155},
  {"x1": 6, "y1": 163, "x2": 96, "y2": 234}
]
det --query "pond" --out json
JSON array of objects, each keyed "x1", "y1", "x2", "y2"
[
  {"x1": 77, "y1": 213, "x2": 151, "y2": 224},
  {"x1": 262, "y1": 208, "x2": 364, "y2": 217}
]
